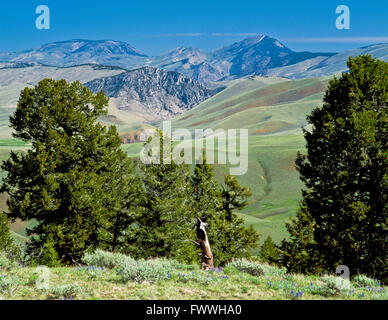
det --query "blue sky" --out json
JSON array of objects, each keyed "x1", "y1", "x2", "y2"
[{"x1": 0, "y1": 0, "x2": 387, "y2": 55}]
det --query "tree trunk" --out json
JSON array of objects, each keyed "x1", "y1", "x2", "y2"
[{"x1": 196, "y1": 218, "x2": 214, "y2": 270}]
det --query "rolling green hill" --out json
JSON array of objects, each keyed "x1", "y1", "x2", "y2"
[
  {"x1": 123, "y1": 134, "x2": 306, "y2": 248},
  {"x1": 1, "y1": 75, "x2": 331, "y2": 249},
  {"x1": 169, "y1": 76, "x2": 329, "y2": 136},
  {"x1": 157, "y1": 76, "x2": 330, "y2": 246}
]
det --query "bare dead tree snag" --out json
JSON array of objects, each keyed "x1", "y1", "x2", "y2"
[{"x1": 196, "y1": 218, "x2": 214, "y2": 270}]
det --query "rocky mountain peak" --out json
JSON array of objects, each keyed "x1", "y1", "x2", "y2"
[{"x1": 86, "y1": 66, "x2": 217, "y2": 120}]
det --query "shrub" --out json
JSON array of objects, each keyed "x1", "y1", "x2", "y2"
[
  {"x1": 226, "y1": 259, "x2": 286, "y2": 277},
  {"x1": 259, "y1": 236, "x2": 279, "y2": 263},
  {"x1": 50, "y1": 284, "x2": 82, "y2": 299},
  {"x1": 352, "y1": 274, "x2": 379, "y2": 288},
  {"x1": 82, "y1": 249, "x2": 128, "y2": 269},
  {"x1": 0, "y1": 253, "x2": 18, "y2": 270},
  {"x1": 0, "y1": 213, "x2": 13, "y2": 252},
  {"x1": 4, "y1": 244, "x2": 27, "y2": 267},
  {"x1": 149, "y1": 258, "x2": 184, "y2": 270},
  {"x1": 27, "y1": 274, "x2": 39, "y2": 286},
  {"x1": 260, "y1": 264, "x2": 287, "y2": 277},
  {"x1": 116, "y1": 258, "x2": 171, "y2": 283},
  {"x1": 37, "y1": 239, "x2": 61, "y2": 267},
  {"x1": 223, "y1": 266, "x2": 239, "y2": 276},
  {"x1": 314, "y1": 275, "x2": 352, "y2": 297},
  {"x1": 87, "y1": 269, "x2": 104, "y2": 280},
  {"x1": 227, "y1": 259, "x2": 264, "y2": 276},
  {"x1": 0, "y1": 276, "x2": 20, "y2": 296}
]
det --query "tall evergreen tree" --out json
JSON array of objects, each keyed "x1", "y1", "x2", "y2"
[
  {"x1": 102, "y1": 155, "x2": 142, "y2": 252},
  {"x1": 222, "y1": 175, "x2": 252, "y2": 222},
  {"x1": 259, "y1": 235, "x2": 279, "y2": 264},
  {"x1": 0, "y1": 79, "x2": 136, "y2": 263},
  {"x1": 189, "y1": 159, "x2": 226, "y2": 265},
  {"x1": 279, "y1": 55, "x2": 388, "y2": 280},
  {"x1": 220, "y1": 174, "x2": 259, "y2": 261},
  {"x1": 189, "y1": 163, "x2": 259, "y2": 265},
  {"x1": 122, "y1": 130, "x2": 193, "y2": 261}
]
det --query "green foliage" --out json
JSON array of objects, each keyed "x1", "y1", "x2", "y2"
[
  {"x1": 189, "y1": 162, "x2": 259, "y2": 266},
  {"x1": 0, "y1": 253, "x2": 18, "y2": 270},
  {"x1": 122, "y1": 130, "x2": 194, "y2": 262},
  {"x1": 259, "y1": 235, "x2": 279, "y2": 263},
  {"x1": 226, "y1": 258, "x2": 286, "y2": 277},
  {"x1": 82, "y1": 249, "x2": 127, "y2": 269},
  {"x1": 50, "y1": 283, "x2": 82, "y2": 299},
  {"x1": 177, "y1": 263, "x2": 200, "y2": 271},
  {"x1": 280, "y1": 55, "x2": 388, "y2": 280},
  {"x1": 0, "y1": 276, "x2": 20, "y2": 296},
  {"x1": 226, "y1": 258, "x2": 265, "y2": 276},
  {"x1": 0, "y1": 78, "x2": 260, "y2": 267},
  {"x1": 278, "y1": 206, "x2": 321, "y2": 274},
  {"x1": 189, "y1": 159, "x2": 225, "y2": 265},
  {"x1": 1, "y1": 79, "x2": 140, "y2": 263},
  {"x1": 37, "y1": 237, "x2": 61, "y2": 267},
  {"x1": 223, "y1": 265, "x2": 240, "y2": 276},
  {"x1": 0, "y1": 253, "x2": 386, "y2": 300},
  {"x1": 86, "y1": 268, "x2": 106, "y2": 280},
  {"x1": 352, "y1": 274, "x2": 379, "y2": 288},
  {"x1": 222, "y1": 174, "x2": 252, "y2": 221},
  {"x1": 116, "y1": 257, "x2": 171, "y2": 283},
  {"x1": 219, "y1": 174, "x2": 260, "y2": 263},
  {"x1": 261, "y1": 264, "x2": 287, "y2": 277},
  {"x1": 105, "y1": 158, "x2": 142, "y2": 252},
  {"x1": 314, "y1": 275, "x2": 352, "y2": 297},
  {"x1": 0, "y1": 212, "x2": 13, "y2": 252}
]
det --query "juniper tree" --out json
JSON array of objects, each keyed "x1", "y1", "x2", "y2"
[
  {"x1": 220, "y1": 174, "x2": 259, "y2": 262},
  {"x1": 106, "y1": 157, "x2": 142, "y2": 252},
  {"x1": 1, "y1": 79, "x2": 138, "y2": 263},
  {"x1": 122, "y1": 130, "x2": 193, "y2": 261},
  {"x1": 279, "y1": 55, "x2": 388, "y2": 280},
  {"x1": 259, "y1": 235, "x2": 279, "y2": 264},
  {"x1": 189, "y1": 163, "x2": 259, "y2": 265},
  {"x1": 222, "y1": 174, "x2": 252, "y2": 222}
]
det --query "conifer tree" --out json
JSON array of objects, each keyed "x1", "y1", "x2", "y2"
[
  {"x1": 259, "y1": 235, "x2": 279, "y2": 264},
  {"x1": 222, "y1": 175, "x2": 252, "y2": 222},
  {"x1": 189, "y1": 162, "x2": 259, "y2": 265},
  {"x1": 122, "y1": 130, "x2": 193, "y2": 260},
  {"x1": 103, "y1": 155, "x2": 142, "y2": 252},
  {"x1": 189, "y1": 159, "x2": 226, "y2": 265},
  {"x1": 1, "y1": 79, "x2": 137, "y2": 263},
  {"x1": 220, "y1": 174, "x2": 259, "y2": 262},
  {"x1": 279, "y1": 55, "x2": 388, "y2": 280}
]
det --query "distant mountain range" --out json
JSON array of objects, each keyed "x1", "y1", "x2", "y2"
[
  {"x1": 0, "y1": 34, "x2": 387, "y2": 133},
  {"x1": 1, "y1": 35, "x2": 387, "y2": 83},
  {"x1": 0, "y1": 39, "x2": 148, "y2": 70}
]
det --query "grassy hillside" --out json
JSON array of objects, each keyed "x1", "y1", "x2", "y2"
[
  {"x1": 122, "y1": 134, "x2": 305, "y2": 248},
  {"x1": 170, "y1": 76, "x2": 329, "y2": 136},
  {"x1": 0, "y1": 251, "x2": 385, "y2": 300},
  {"x1": 1, "y1": 75, "x2": 331, "y2": 248},
  {"x1": 122, "y1": 77, "x2": 331, "y2": 245}
]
